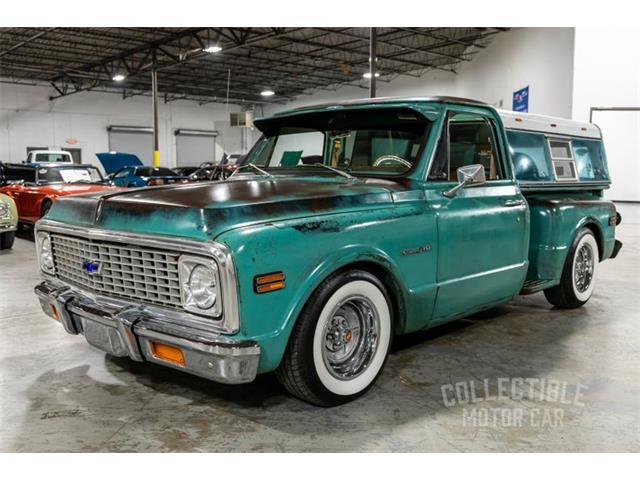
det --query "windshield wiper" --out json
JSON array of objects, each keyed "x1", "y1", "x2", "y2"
[
  {"x1": 229, "y1": 163, "x2": 274, "y2": 179},
  {"x1": 306, "y1": 162, "x2": 355, "y2": 180}
]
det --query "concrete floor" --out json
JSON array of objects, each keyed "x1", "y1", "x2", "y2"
[{"x1": 1, "y1": 221, "x2": 639, "y2": 452}]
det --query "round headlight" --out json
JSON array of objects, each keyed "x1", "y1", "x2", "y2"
[
  {"x1": 38, "y1": 232, "x2": 55, "y2": 274},
  {"x1": 187, "y1": 264, "x2": 217, "y2": 309}
]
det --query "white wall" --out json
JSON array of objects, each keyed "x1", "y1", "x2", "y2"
[
  {"x1": 265, "y1": 28, "x2": 575, "y2": 119},
  {"x1": 456, "y1": 27, "x2": 574, "y2": 117},
  {"x1": 572, "y1": 28, "x2": 640, "y2": 122},
  {"x1": 572, "y1": 27, "x2": 640, "y2": 203},
  {"x1": 0, "y1": 82, "x2": 259, "y2": 170}
]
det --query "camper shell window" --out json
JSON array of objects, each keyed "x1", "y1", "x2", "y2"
[
  {"x1": 547, "y1": 138, "x2": 578, "y2": 181},
  {"x1": 507, "y1": 130, "x2": 553, "y2": 182},
  {"x1": 572, "y1": 139, "x2": 610, "y2": 181}
]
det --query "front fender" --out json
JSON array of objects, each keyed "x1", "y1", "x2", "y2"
[{"x1": 216, "y1": 204, "x2": 437, "y2": 373}]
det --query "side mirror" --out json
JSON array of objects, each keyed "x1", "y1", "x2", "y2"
[{"x1": 443, "y1": 164, "x2": 486, "y2": 198}]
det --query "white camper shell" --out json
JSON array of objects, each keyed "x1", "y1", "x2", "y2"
[{"x1": 498, "y1": 110, "x2": 609, "y2": 189}]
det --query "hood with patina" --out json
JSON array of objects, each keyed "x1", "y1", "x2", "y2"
[{"x1": 45, "y1": 175, "x2": 409, "y2": 240}]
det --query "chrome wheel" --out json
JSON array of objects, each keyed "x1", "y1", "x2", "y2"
[
  {"x1": 322, "y1": 295, "x2": 379, "y2": 380},
  {"x1": 574, "y1": 243, "x2": 594, "y2": 293}
]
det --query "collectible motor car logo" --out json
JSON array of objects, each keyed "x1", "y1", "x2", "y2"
[{"x1": 82, "y1": 259, "x2": 101, "y2": 275}]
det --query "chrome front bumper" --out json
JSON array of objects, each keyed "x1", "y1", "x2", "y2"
[
  {"x1": 35, "y1": 280, "x2": 260, "y2": 384},
  {"x1": 0, "y1": 223, "x2": 17, "y2": 232}
]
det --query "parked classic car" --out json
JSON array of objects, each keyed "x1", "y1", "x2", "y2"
[
  {"x1": 96, "y1": 152, "x2": 187, "y2": 187},
  {"x1": 34, "y1": 97, "x2": 621, "y2": 406},
  {"x1": 0, "y1": 192, "x2": 18, "y2": 249},
  {"x1": 0, "y1": 163, "x2": 119, "y2": 225}
]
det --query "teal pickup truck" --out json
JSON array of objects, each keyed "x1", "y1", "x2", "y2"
[{"x1": 34, "y1": 97, "x2": 622, "y2": 406}]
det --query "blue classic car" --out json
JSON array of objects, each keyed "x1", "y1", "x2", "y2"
[{"x1": 96, "y1": 152, "x2": 187, "y2": 187}]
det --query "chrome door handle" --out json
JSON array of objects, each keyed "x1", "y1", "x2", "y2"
[{"x1": 504, "y1": 199, "x2": 526, "y2": 207}]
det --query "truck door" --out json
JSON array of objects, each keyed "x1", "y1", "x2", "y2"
[{"x1": 425, "y1": 107, "x2": 529, "y2": 324}]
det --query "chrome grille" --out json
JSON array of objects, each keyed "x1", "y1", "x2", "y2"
[{"x1": 50, "y1": 233, "x2": 182, "y2": 308}]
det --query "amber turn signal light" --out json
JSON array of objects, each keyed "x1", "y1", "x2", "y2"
[
  {"x1": 254, "y1": 272, "x2": 285, "y2": 293},
  {"x1": 50, "y1": 304, "x2": 60, "y2": 321},
  {"x1": 150, "y1": 341, "x2": 185, "y2": 366}
]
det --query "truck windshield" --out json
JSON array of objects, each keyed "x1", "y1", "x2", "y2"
[
  {"x1": 246, "y1": 108, "x2": 431, "y2": 176},
  {"x1": 36, "y1": 166, "x2": 104, "y2": 184},
  {"x1": 34, "y1": 153, "x2": 70, "y2": 163}
]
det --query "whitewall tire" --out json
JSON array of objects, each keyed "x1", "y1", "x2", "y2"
[
  {"x1": 276, "y1": 269, "x2": 393, "y2": 406},
  {"x1": 544, "y1": 228, "x2": 599, "y2": 308}
]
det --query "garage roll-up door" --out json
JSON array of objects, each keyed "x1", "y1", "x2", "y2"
[
  {"x1": 108, "y1": 126, "x2": 153, "y2": 165},
  {"x1": 175, "y1": 129, "x2": 218, "y2": 167}
]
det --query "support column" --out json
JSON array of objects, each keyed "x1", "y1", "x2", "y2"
[
  {"x1": 151, "y1": 69, "x2": 160, "y2": 167},
  {"x1": 369, "y1": 27, "x2": 377, "y2": 98}
]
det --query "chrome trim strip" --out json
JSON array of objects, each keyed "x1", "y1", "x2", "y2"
[{"x1": 35, "y1": 219, "x2": 240, "y2": 334}]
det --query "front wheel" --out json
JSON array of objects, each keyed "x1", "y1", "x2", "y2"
[
  {"x1": 544, "y1": 227, "x2": 599, "y2": 308},
  {"x1": 0, "y1": 231, "x2": 15, "y2": 250},
  {"x1": 276, "y1": 269, "x2": 393, "y2": 406}
]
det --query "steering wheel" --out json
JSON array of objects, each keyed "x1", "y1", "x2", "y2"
[{"x1": 373, "y1": 154, "x2": 412, "y2": 168}]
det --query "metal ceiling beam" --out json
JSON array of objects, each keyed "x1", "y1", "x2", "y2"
[
  {"x1": 401, "y1": 27, "x2": 499, "y2": 50},
  {"x1": 314, "y1": 27, "x2": 471, "y2": 63},
  {"x1": 0, "y1": 28, "x2": 57, "y2": 58},
  {"x1": 279, "y1": 35, "x2": 453, "y2": 73},
  {"x1": 0, "y1": 27, "x2": 506, "y2": 104}
]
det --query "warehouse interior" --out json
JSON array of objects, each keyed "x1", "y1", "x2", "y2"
[{"x1": 0, "y1": 26, "x2": 639, "y2": 453}]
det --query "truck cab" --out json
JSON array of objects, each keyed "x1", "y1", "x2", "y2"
[{"x1": 25, "y1": 150, "x2": 74, "y2": 165}]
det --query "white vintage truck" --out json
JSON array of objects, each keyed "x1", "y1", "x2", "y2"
[{"x1": 25, "y1": 150, "x2": 74, "y2": 164}]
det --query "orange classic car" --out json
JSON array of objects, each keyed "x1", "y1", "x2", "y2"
[{"x1": 0, "y1": 163, "x2": 120, "y2": 224}]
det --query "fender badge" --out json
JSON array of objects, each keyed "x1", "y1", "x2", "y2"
[{"x1": 401, "y1": 245, "x2": 431, "y2": 256}]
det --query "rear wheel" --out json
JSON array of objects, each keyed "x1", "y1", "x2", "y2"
[
  {"x1": 0, "y1": 231, "x2": 15, "y2": 250},
  {"x1": 544, "y1": 228, "x2": 599, "y2": 308},
  {"x1": 276, "y1": 269, "x2": 392, "y2": 406}
]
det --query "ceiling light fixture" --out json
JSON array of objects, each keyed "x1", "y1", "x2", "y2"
[
  {"x1": 203, "y1": 45, "x2": 222, "y2": 53},
  {"x1": 362, "y1": 72, "x2": 380, "y2": 79},
  {"x1": 112, "y1": 74, "x2": 126, "y2": 82},
  {"x1": 260, "y1": 89, "x2": 275, "y2": 97}
]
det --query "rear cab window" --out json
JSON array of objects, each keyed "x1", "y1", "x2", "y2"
[{"x1": 506, "y1": 130, "x2": 553, "y2": 182}]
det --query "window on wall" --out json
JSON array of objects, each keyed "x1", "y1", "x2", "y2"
[
  {"x1": 428, "y1": 112, "x2": 503, "y2": 181},
  {"x1": 506, "y1": 130, "x2": 553, "y2": 182},
  {"x1": 548, "y1": 138, "x2": 578, "y2": 181}
]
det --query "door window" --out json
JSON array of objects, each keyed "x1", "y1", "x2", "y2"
[{"x1": 429, "y1": 112, "x2": 504, "y2": 181}]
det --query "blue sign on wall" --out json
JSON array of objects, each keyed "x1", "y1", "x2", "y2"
[{"x1": 513, "y1": 86, "x2": 529, "y2": 112}]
